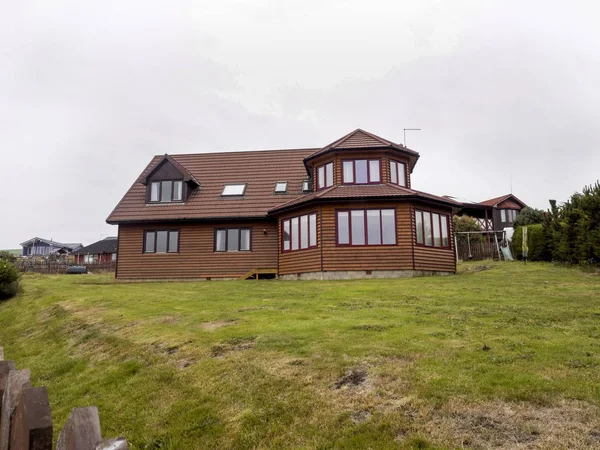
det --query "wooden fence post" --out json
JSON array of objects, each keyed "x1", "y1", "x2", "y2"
[
  {"x1": 0, "y1": 369, "x2": 31, "y2": 450},
  {"x1": 9, "y1": 386, "x2": 52, "y2": 450}
]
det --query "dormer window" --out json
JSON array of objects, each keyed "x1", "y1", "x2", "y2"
[
  {"x1": 317, "y1": 162, "x2": 333, "y2": 190},
  {"x1": 390, "y1": 160, "x2": 406, "y2": 187},
  {"x1": 274, "y1": 182, "x2": 288, "y2": 193},
  {"x1": 342, "y1": 159, "x2": 380, "y2": 184},
  {"x1": 150, "y1": 180, "x2": 183, "y2": 203},
  {"x1": 222, "y1": 184, "x2": 247, "y2": 196}
]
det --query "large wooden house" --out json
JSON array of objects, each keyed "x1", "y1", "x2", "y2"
[{"x1": 107, "y1": 129, "x2": 461, "y2": 280}]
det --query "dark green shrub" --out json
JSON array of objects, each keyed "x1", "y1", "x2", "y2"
[
  {"x1": 0, "y1": 260, "x2": 21, "y2": 300},
  {"x1": 453, "y1": 215, "x2": 484, "y2": 245},
  {"x1": 0, "y1": 251, "x2": 17, "y2": 263},
  {"x1": 513, "y1": 207, "x2": 545, "y2": 228},
  {"x1": 512, "y1": 224, "x2": 548, "y2": 261}
]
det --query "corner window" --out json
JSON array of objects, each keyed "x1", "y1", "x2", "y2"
[
  {"x1": 342, "y1": 160, "x2": 381, "y2": 184},
  {"x1": 222, "y1": 184, "x2": 247, "y2": 196},
  {"x1": 144, "y1": 230, "x2": 179, "y2": 253},
  {"x1": 415, "y1": 210, "x2": 450, "y2": 248},
  {"x1": 150, "y1": 180, "x2": 183, "y2": 203},
  {"x1": 390, "y1": 160, "x2": 407, "y2": 187},
  {"x1": 282, "y1": 213, "x2": 318, "y2": 252},
  {"x1": 336, "y1": 209, "x2": 396, "y2": 245},
  {"x1": 215, "y1": 228, "x2": 251, "y2": 252},
  {"x1": 274, "y1": 182, "x2": 288, "y2": 193},
  {"x1": 317, "y1": 162, "x2": 333, "y2": 190}
]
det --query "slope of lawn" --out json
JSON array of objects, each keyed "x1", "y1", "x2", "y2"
[{"x1": 1, "y1": 261, "x2": 599, "y2": 449}]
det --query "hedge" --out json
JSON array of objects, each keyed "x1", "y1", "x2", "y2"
[{"x1": 512, "y1": 224, "x2": 547, "y2": 261}]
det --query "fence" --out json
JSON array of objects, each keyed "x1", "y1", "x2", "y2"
[
  {"x1": 455, "y1": 240, "x2": 499, "y2": 261},
  {"x1": 16, "y1": 261, "x2": 116, "y2": 275},
  {"x1": 0, "y1": 346, "x2": 128, "y2": 449}
]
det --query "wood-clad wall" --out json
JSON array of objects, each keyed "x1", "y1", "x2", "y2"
[
  {"x1": 117, "y1": 220, "x2": 278, "y2": 279},
  {"x1": 321, "y1": 201, "x2": 414, "y2": 272}
]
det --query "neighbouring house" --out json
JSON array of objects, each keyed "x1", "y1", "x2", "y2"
[
  {"x1": 72, "y1": 237, "x2": 118, "y2": 264},
  {"x1": 20, "y1": 237, "x2": 83, "y2": 257},
  {"x1": 455, "y1": 194, "x2": 528, "y2": 232},
  {"x1": 107, "y1": 129, "x2": 462, "y2": 280}
]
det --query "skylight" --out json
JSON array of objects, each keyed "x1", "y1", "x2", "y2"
[
  {"x1": 302, "y1": 180, "x2": 311, "y2": 192},
  {"x1": 222, "y1": 184, "x2": 247, "y2": 196},
  {"x1": 274, "y1": 182, "x2": 288, "y2": 193}
]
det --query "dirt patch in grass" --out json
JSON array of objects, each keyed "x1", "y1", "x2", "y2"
[
  {"x1": 351, "y1": 324, "x2": 394, "y2": 332},
  {"x1": 156, "y1": 315, "x2": 181, "y2": 325},
  {"x1": 417, "y1": 399, "x2": 600, "y2": 449},
  {"x1": 211, "y1": 336, "x2": 256, "y2": 357},
  {"x1": 334, "y1": 368, "x2": 368, "y2": 390},
  {"x1": 200, "y1": 319, "x2": 238, "y2": 331},
  {"x1": 350, "y1": 410, "x2": 372, "y2": 424}
]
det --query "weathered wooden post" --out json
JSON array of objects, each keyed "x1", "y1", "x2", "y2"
[
  {"x1": 9, "y1": 386, "x2": 52, "y2": 450},
  {"x1": 57, "y1": 407, "x2": 129, "y2": 450}
]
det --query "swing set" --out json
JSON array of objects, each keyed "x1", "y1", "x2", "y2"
[{"x1": 454, "y1": 230, "x2": 513, "y2": 262}]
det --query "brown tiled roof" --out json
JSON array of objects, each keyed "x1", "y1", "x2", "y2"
[
  {"x1": 269, "y1": 183, "x2": 462, "y2": 214},
  {"x1": 306, "y1": 129, "x2": 420, "y2": 162},
  {"x1": 476, "y1": 194, "x2": 527, "y2": 208},
  {"x1": 106, "y1": 148, "x2": 317, "y2": 223}
]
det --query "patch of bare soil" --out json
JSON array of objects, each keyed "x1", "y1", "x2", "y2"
[
  {"x1": 351, "y1": 410, "x2": 372, "y2": 424},
  {"x1": 211, "y1": 336, "x2": 256, "y2": 357},
  {"x1": 156, "y1": 315, "x2": 181, "y2": 325},
  {"x1": 334, "y1": 368, "x2": 368, "y2": 390},
  {"x1": 417, "y1": 399, "x2": 600, "y2": 449},
  {"x1": 200, "y1": 319, "x2": 238, "y2": 331}
]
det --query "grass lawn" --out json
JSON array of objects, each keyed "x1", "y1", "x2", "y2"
[{"x1": 1, "y1": 262, "x2": 600, "y2": 449}]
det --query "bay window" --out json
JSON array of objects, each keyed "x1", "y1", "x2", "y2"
[
  {"x1": 415, "y1": 210, "x2": 450, "y2": 248},
  {"x1": 149, "y1": 180, "x2": 183, "y2": 203},
  {"x1": 342, "y1": 159, "x2": 381, "y2": 184},
  {"x1": 144, "y1": 230, "x2": 179, "y2": 253},
  {"x1": 282, "y1": 213, "x2": 318, "y2": 252},
  {"x1": 317, "y1": 162, "x2": 334, "y2": 190},
  {"x1": 390, "y1": 160, "x2": 407, "y2": 187},
  {"x1": 336, "y1": 209, "x2": 396, "y2": 246},
  {"x1": 215, "y1": 228, "x2": 251, "y2": 252}
]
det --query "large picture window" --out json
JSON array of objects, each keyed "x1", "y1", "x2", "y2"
[
  {"x1": 336, "y1": 209, "x2": 396, "y2": 246},
  {"x1": 282, "y1": 213, "x2": 318, "y2": 252},
  {"x1": 317, "y1": 162, "x2": 334, "y2": 190},
  {"x1": 144, "y1": 230, "x2": 179, "y2": 253},
  {"x1": 215, "y1": 228, "x2": 251, "y2": 252},
  {"x1": 342, "y1": 159, "x2": 381, "y2": 184},
  {"x1": 415, "y1": 210, "x2": 450, "y2": 248},
  {"x1": 389, "y1": 160, "x2": 407, "y2": 187},
  {"x1": 149, "y1": 180, "x2": 183, "y2": 203}
]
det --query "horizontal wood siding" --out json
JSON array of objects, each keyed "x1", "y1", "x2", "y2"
[
  {"x1": 412, "y1": 203, "x2": 456, "y2": 273},
  {"x1": 117, "y1": 221, "x2": 278, "y2": 279},
  {"x1": 278, "y1": 207, "x2": 322, "y2": 275},
  {"x1": 321, "y1": 201, "x2": 414, "y2": 272}
]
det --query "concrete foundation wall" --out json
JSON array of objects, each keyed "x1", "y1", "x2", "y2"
[{"x1": 278, "y1": 270, "x2": 454, "y2": 281}]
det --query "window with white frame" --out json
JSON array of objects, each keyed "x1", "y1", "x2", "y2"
[
  {"x1": 274, "y1": 182, "x2": 288, "y2": 193},
  {"x1": 389, "y1": 160, "x2": 407, "y2": 187},
  {"x1": 316, "y1": 162, "x2": 334, "y2": 190},
  {"x1": 214, "y1": 228, "x2": 251, "y2": 252},
  {"x1": 282, "y1": 213, "x2": 317, "y2": 252},
  {"x1": 149, "y1": 180, "x2": 183, "y2": 202},
  {"x1": 222, "y1": 184, "x2": 247, "y2": 196}
]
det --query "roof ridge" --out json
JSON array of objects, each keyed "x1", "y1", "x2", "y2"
[{"x1": 167, "y1": 147, "x2": 319, "y2": 158}]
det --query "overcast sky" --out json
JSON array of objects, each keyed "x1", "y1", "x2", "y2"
[{"x1": 1, "y1": 1, "x2": 599, "y2": 249}]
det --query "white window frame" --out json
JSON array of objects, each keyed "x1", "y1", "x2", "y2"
[{"x1": 222, "y1": 184, "x2": 247, "y2": 196}]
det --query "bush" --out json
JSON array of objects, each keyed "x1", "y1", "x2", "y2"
[
  {"x1": 512, "y1": 224, "x2": 548, "y2": 261},
  {"x1": 0, "y1": 260, "x2": 21, "y2": 300},
  {"x1": 513, "y1": 207, "x2": 545, "y2": 228},
  {"x1": 0, "y1": 251, "x2": 17, "y2": 263},
  {"x1": 453, "y1": 215, "x2": 484, "y2": 245}
]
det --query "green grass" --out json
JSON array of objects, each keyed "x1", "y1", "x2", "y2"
[{"x1": 1, "y1": 262, "x2": 600, "y2": 449}]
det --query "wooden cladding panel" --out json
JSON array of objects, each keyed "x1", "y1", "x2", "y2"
[{"x1": 117, "y1": 221, "x2": 278, "y2": 279}]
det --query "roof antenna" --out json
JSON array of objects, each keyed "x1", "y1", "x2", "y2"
[
  {"x1": 510, "y1": 174, "x2": 513, "y2": 194},
  {"x1": 403, "y1": 128, "x2": 421, "y2": 146}
]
